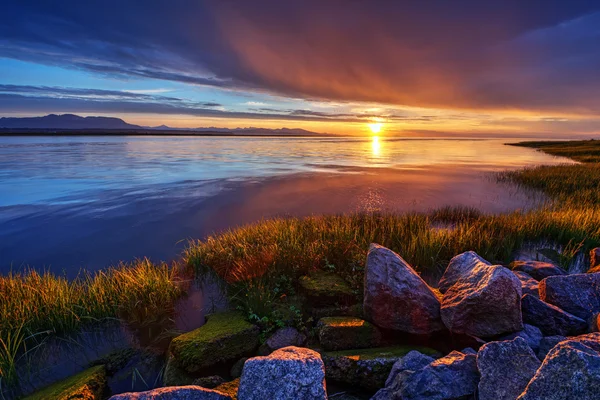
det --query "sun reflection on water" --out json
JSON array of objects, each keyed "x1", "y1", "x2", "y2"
[{"x1": 372, "y1": 136, "x2": 381, "y2": 156}]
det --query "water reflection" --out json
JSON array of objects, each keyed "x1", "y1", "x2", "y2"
[{"x1": 371, "y1": 136, "x2": 381, "y2": 157}]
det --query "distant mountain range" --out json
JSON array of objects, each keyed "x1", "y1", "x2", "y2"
[{"x1": 0, "y1": 114, "x2": 326, "y2": 136}]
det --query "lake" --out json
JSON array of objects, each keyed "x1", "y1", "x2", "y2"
[{"x1": 0, "y1": 136, "x2": 573, "y2": 276}]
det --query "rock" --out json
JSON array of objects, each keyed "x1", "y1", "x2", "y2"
[
  {"x1": 461, "y1": 347, "x2": 477, "y2": 355},
  {"x1": 311, "y1": 303, "x2": 364, "y2": 320},
  {"x1": 317, "y1": 317, "x2": 382, "y2": 351},
  {"x1": 521, "y1": 294, "x2": 588, "y2": 336},
  {"x1": 109, "y1": 386, "x2": 232, "y2": 400},
  {"x1": 166, "y1": 311, "x2": 259, "y2": 382},
  {"x1": 192, "y1": 376, "x2": 226, "y2": 389},
  {"x1": 536, "y1": 335, "x2": 566, "y2": 360},
  {"x1": 257, "y1": 327, "x2": 307, "y2": 355},
  {"x1": 438, "y1": 251, "x2": 492, "y2": 293},
  {"x1": 299, "y1": 271, "x2": 356, "y2": 307},
  {"x1": 321, "y1": 345, "x2": 439, "y2": 391},
  {"x1": 517, "y1": 338, "x2": 600, "y2": 399},
  {"x1": 23, "y1": 365, "x2": 108, "y2": 400},
  {"x1": 363, "y1": 244, "x2": 444, "y2": 334},
  {"x1": 384, "y1": 351, "x2": 436, "y2": 392},
  {"x1": 238, "y1": 346, "x2": 326, "y2": 400},
  {"x1": 540, "y1": 273, "x2": 600, "y2": 320},
  {"x1": 230, "y1": 358, "x2": 247, "y2": 379},
  {"x1": 513, "y1": 271, "x2": 539, "y2": 297},
  {"x1": 214, "y1": 379, "x2": 239, "y2": 400},
  {"x1": 440, "y1": 263, "x2": 523, "y2": 337},
  {"x1": 399, "y1": 350, "x2": 479, "y2": 400},
  {"x1": 511, "y1": 260, "x2": 566, "y2": 281},
  {"x1": 499, "y1": 324, "x2": 543, "y2": 352},
  {"x1": 589, "y1": 247, "x2": 600, "y2": 272},
  {"x1": 477, "y1": 337, "x2": 541, "y2": 400}
]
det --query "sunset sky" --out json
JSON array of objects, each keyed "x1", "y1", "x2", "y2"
[{"x1": 2, "y1": 1, "x2": 600, "y2": 137}]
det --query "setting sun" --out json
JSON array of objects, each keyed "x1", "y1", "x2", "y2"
[{"x1": 369, "y1": 123, "x2": 382, "y2": 134}]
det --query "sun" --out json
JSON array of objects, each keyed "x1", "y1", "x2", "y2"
[{"x1": 368, "y1": 123, "x2": 382, "y2": 134}]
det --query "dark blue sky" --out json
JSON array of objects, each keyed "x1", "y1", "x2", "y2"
[{"x1": 1, "y1": 0, "x2": 599, "y2": 136}]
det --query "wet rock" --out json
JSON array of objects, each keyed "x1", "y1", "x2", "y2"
[
  {"x1": 511, "y1": 260, "x2": 566, "y2": 281},
  {"x1": 230, "y1": 358, "x2": 248, "y2": 379},
  {"x1": 317, "y1": 316, "x2": 382, "y2": 351},
  {"x1": 363, "y1": 244, "x2": 444, "y2": 334},
  {"x1": 513, "y1": 271, "x2": 539, "y2": 297},
  {"x1": 24, "y1": 365, "x2": 108, "y2": 400},
  {"x1": 477, "y1": 337, "x2": 541, "y2": 400},
  {"x1": 540, "y1": 273, "x2": 600, "y2": 320},
  {"x1": 238, "y1": 346, "x2": 326, "y2": 400},
  {"x1": 589, "y1": 247, "x2": 600, "y2": 273},
  {"x1": 536, "y1": 335, "x2": 566, "y2": 360},
  {"x1": 499, "y1": 324, "x2": 543, "y2": 352},
  {"x1": 192, "y1": 376, "x2": 226, "y2": 389},
  {"x1": 299, "y1": 271, "x2": 356, "y2": 307},
  {"x1": 521, "y1": 293, "x2": 588, "y2": 336},
  {"x1": 440, "y1": 262, "x2": 523, "y2": 337},
  {"x1": 321, "y1": 345, "x2": 438, "y2": 391},
  {"x1": 109, "y1": 386, "x2": 231, "y2": 400},
  {"x1": 438, "y1": 251, "x2": 492, "y2": 293},
  {"x1": 257, "y1": 327, "x2": 307, "y2": 355}
]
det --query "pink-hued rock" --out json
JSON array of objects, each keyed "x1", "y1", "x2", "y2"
[
  {"x1": 438, "y1": 251, "x2": 492, "y2": 294},
  {"x1": 513, "y1": 271, "x2": 539, "y2": 298}
]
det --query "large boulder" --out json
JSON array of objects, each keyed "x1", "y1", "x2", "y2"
[
  {"x1": 536, "y1": 335, "x2": 566, "y2": 360},
  {"x1": 363, "y1": 244, "x2": 444, "y2": 334},
  {"x1": 440, "y1": 263, "x2": 523, "y2": 337},
  {"x1": 438, "y1": 251, "x2": 492, "y2": 293},
  {"x1": 513, "y1": 271, "x2": 539, "y2": 297},
  {"x1": 521, "y1": 294, "x2": 588, "y2": 336},
  {"x1": 589, "y1": 247, "x2": 600, "y2": 273},
  {"x1": 499, "y1": 324, "x2": 543, "y2": 352},
  {"x1": 517, "y1": 337, "x2": 600, "y2": 399},
  {"x1": 24, "y1": 365, "x2": 108, "y2": 400},
  {"x1": 477, "y1": 337, "x2": 541, "y2": 400},
  {"x1": 511, "y1": 261, "x2": 566, "y2": 281},
  {"x1": 237, "y1": 347, "x2": 326, "y2": 400},
  {"x1": 540, "y1": 273, "x2": 600, "y2": 320},
  {"x1": 317, "y1": 317, "x2": 382, "y2": 351},
  {"x1": 257, "y1": 327, "x2": 307, "y2": 355},
  {"x1": 109, "y1": 386, "x2": 232, "y2": 400}
]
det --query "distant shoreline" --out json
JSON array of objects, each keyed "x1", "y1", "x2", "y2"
[{"x1": 0, "y1": 129, "x2": 332, "y2": 137}]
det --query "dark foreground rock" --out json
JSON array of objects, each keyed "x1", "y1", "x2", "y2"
[
  {"x1": 257, "y1": 326, "x2": 307, "y2": 355},
  {"x1": 521, "y1": 293, "x2": 588, "y2": 336},
  {"x1": 109, "y1": 386, "x2": 231, "y2": 400},
  {"x1": 24, "y1": 365, "x2": 108, "y2": 400},
  {"x1": 540, "y1": 273, "x2": 600, "y2": 320},
  {"x1": 238, "y1": 346, "x2": 326, "y2": 400},
  {"x1": 363, "y1": 243, "x2": 444, "y2": 334},
  {"x1": 317, "y1": 316, "x2": 382, "y2": 351},
  {"x1": 371, "y1": 351, "x2": 435, "y2": 399},
  {"x1": 477, "y1": 337, "x2": 541, "y2": 400},
  {"x1": 441, "y1": 262, "x2": 523, "y2": 337},
  {"x1": 536, "y1": 335, "x2": 566, "y2": 360},
  {"x1": 438, "y1": 251, "x2": 492, "y2": 293},
  {"x1": 510, "y1": 260, "x2": 566, "y2": 281},
  {"x1": 513, "y1": 271, "x2": 539, "y2": 297},
  {"x1": 499, "y1": 324, "x2": 542, "y2": 352}
]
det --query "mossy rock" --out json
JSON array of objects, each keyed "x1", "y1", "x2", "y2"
[
  {"x1": 312, "y1": 304, "x2": 364, "y2": 320},
  {"x1": 299, "y1": 271, "x2": 356, "y2": 307},
  {"x1": 321, "y1": 346, "x2": 439, "y2": 390},
  {"x1": 214, "y1": 378, "x2": 240, "y2": 400},
  {"x1": 23, "y1": 365, "x2": 108, "y2": 400},
  {"x1": 168, "y1": 312, "x2": 259, "y2": 373},
  {"x1": 318, "y1": 317, "x2": 382, "y2": 351},
  {"x1": 163, "y1": 354, "x2": 195, "y2": 386}
]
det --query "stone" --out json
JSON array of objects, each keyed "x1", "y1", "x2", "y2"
[
  {"x1": 109, "y1": 386, "x2": 232, "y2": 400},
  {"x1": 214, "y1": 379, "x2": 239, "y2": 400},
  {"x1": 166, "y1": 312, "x2": 259, "y2": 380},
  {"x1": 321, "y1": 345, "x2": 439, "y2": 391},
  {"x1": 192, "y1": 376, "x2": 226, "y2": 389},
  {"x1": 513, "y1": 271, "x2": 539, "y2": 297},
  {"x1": 438, "y1": 251, "x2": 492, "y2": 293},
  {"x1": 521, "y1": 294, "x2": 588, "y2": 336},
  {"x1": 440, "y1": 263, "x2": 523, "y2": 337},
  {"x1": 317, "y1": 317, "x2": 382, "y2": 351},
  {"x1": 311, "y1": 303, "x2": 364, "y2": 320},
  {"x1": 384, "y1": 350, "x2": 436, "y2": 392},
  {"x1": 257, "y1": 327, "x2": 307, "y2": 355},
  {"x1": 24, "y1": 365, "x2": 108, "y2": 400},
  {"x1": 399, "y1": 350, "x2": 479, "y2": 400},
  {"x1": 477, "y1": 337, "x2": 541, "y2": 400},
  {"x1": 589, "y1": 247, "x2": 600, "y2": 272},
  {"x1": 499, "y1": 324, "x2": 543, "y2": 352},
  {"x1": 540, "y1": 273, "x2": 600, "y2": 320},
  {"x1": 229, "y1": 358, "x2": 247, "y2": 379},
  {"x1": 237, "y1": 346, "x2": 326, "y2": 400},
  {"x1": 517, "y1": 338, "x2": 600, "y2": 399},
  {"x1": 363, "y1": 243, "x2": 444, "y2": 334},
  {"x1": 299, "y1": 271, "x2": 356, "y2": 307},
  {"x1": 511, "y1": 260, "x2": 566, "y2": 281},
  {"x1": 536, "y1": 336, "x2": 566, "y2": 360}
]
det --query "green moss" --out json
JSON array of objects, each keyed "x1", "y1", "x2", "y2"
[
  {"x1": 318, "y1": 317, "x2": 382, "y2": 351},
  {"x1": 168, "y1": 311, "x2": 259, "y2": 372},
  {"x1": 299, "y1": 271, "x2": 356, "y2": 307},
  {"x1": 324, "y1": 345, "x2": 439, "y2": 360},
  {"x1": 23, "y1": 365, "x2": 107, "y2": 400},
  {"x1": 214, "y1": 378, "x2": 240, "y2": 400}
]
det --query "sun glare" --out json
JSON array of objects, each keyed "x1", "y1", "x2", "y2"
[{"x1": 369, "y1": 123, "x2": 382, "y2": 134}]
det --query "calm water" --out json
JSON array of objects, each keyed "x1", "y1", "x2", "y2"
[{"x1": 0, "y1": 136, "x2": 573, "y2": 274}]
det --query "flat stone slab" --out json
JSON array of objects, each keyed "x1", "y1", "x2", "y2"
[
  {"x1": 317, "y1": 316, "x2": 382, "y2": 351},
  {"x1": 299, "y1": 271, "x2": 356, "y2": 307},
  {"x1": 24, "y1": 365, "x2": 108, "y2": 400}
]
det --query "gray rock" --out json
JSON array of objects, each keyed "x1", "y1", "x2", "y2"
[
  {"x1": 384, "y1": 351, "x2": 436, "y2": 392},
  {"x1": 517, "y1": 339, "x2": 600, "y2": 400},
  {"x1": 370, "y1": 388, "x2": 394, "y2": 400},
  {"x1": 511, "y1": 260, "x2": 566, "y2": 281},
  {"x1": 438, "y1": 251, "x2": 492, "y2": 293},
  {"x1": 192, "y1": 375, "x2": 226, "y2": 389},
  {"x1": 477, "y1": 337, "x2": 541, "y2": 400},
  {"x1": 109, "y1": 385, "x2": 232, "y2": 400},
  {"x1": 521, "y1": 294, "x2": 588, "y2": 336},
  {"x1": 257, "y1": 327, "x2": 307, "y2": 355},
  {"x1": 499, "y1": 324, "x2": 543, "y2": 352},
  {"x1": 536, "y1": 335, "x2": 566, "y2": 360},
  {"x1": 589, "y1": 247, "x2": 600, "y2": 272},
  {"x1": 513, "y1": 271, "x2": 539, "y2": 297},
  {"x1": 237, "y1": 346, "x2": 326, "y2": 400},
  {"x1": 540, "y1": 273, "x2": 600, "y2": 320},
  {"x1": 461, "y1": 347, "x2": 477, "y2": 355},
  {"x1": 441, "y1": 263, "x2": 523, "y2": 337},
  {"x1": 364, "y1": 244, "x2": 444, "y2": 334},
  {"x1": 399, "y1": 350, "x2": 479, "y2": 400}
]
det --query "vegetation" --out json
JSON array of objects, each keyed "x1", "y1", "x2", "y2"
[{"x1": 22, "y1": 365, "x2": 107, "y2": 400}]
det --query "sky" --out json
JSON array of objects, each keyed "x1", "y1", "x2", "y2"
[{"x1": 1, "y1": 1, "x2": 600, "y2": 137}]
